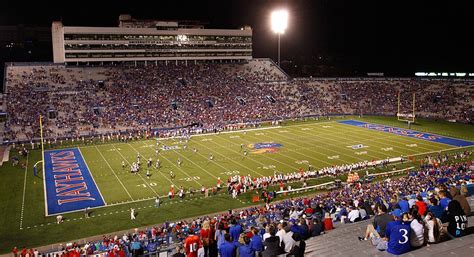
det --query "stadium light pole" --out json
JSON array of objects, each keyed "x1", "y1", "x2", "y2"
[{"x1": 271, "y1": 10, "x2": 288, "y2": 67}]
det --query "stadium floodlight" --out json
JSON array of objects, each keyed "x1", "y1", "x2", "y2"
[
  {"x1": 271, "y1": 10, "x2": 288, "y2": 34},
  {"x1": 271, "y1": 10, "x2": 288, "y2": 66}
]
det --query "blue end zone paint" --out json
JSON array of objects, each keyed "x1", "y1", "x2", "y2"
[
  {"x1": 44, "y1": 148, "x2": 105, "y2": 215},
  {"x1": 338, "y1": 120, "x2": 474, "y2": 147}
]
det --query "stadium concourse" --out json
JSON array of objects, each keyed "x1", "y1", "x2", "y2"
[
  {"x1": 8, "y1": 159, "x2": 474, "y2": 257},
  {"x1": 2, "y1": 59, "x2": 474, "y2": 142}
]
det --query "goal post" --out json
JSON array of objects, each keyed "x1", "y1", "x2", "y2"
[
  {"x1": 35, "y1": 115, "x2": 46, "y2": 178},
  {"x1": 397, "y1": 92, "x2": 416, "y2": 123}
]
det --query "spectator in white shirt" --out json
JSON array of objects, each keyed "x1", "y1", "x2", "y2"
[
  {"x1": 348, "y1": 205, "x2": 361, "y2": 223},
  {"x1": 276, "y1": 222, "x2": 295, "y2": 253},
  {"x1": 409, "y1": 208, "x2": 425, "y2": 248}
]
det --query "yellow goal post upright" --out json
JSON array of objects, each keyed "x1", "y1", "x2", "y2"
[
  {"x1": 33, "y1": 115, "x2": 45, "y2": 177},
  {"x1": 397, "y1": 91, "x2": 416, "y2": 125}
]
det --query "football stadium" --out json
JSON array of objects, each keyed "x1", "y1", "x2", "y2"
[{"x1": 0, "y1": 1, "x2": 473, "y2": 257}]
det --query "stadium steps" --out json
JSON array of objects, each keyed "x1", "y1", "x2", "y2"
[
  {"x1": 304, "y1": 199, "x2": 474, "y2": 257},
  {"x1": 304, "y1": 216, "x2": 474, "y2": 257}
]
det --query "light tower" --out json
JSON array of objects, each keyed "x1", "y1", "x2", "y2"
[{"x1": 271, "y1": 10, "x2": 288, "y2": 66}]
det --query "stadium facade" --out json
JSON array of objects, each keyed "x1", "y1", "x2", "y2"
[{"x1": 52, "y1": 15, "x2": 252, "y2": 64}]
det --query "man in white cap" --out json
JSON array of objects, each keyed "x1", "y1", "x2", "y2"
[{"x1": 130, "y1": 208, "x2": 136, "y2": 220}]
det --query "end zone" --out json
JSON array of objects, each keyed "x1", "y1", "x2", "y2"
[
  {"x1": 338, "y1": 120, "x2": 474, "y2": 147},
  {"x1": 43, "y1": 148, "x2": 105, "y2": 216}
]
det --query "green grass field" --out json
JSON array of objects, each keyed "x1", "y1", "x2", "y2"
[{"x1": 1, "y1": 116, "x2": 473, "y2": 253}]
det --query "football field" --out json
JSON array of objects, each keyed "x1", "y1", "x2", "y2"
[
  {"x1": 2, "y1": 117, "x2": 474, "y2": 252},
  {"x1": 47, "y1": 119, "x2": 469, "y2": 214}
]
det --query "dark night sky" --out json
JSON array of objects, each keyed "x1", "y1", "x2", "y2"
[{"x1": 1, "y1": 0, "x2": 473, "y2": 76}]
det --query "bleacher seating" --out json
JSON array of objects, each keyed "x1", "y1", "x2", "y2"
[
  {"x1": 2, "y1": 61, "x2": 473, "y2": 142},
  {"x1": 304, "y1": 213, "x2": 474, "y2": 256}
]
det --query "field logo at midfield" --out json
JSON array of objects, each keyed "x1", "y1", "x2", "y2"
[
  {"x1": 247, "y1": 142, "x2": 283, "y2": 154},
  {"x1": 44, "y1": 148, "x2": 105, "y2": 215}
]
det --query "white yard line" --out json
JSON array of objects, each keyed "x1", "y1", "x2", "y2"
[
  {"x1": 218, "y1": 136, "x2": 301, "y2": 171},
  {"x1": 184, "y1": 145, "x2": 238, "y2": 176},
  {"x1": 336, "y1": 121, "x2": 453, "y2": 150},
  {"x1": 78, "y1": 148, "x2": 107, "y2": 206},
  {"x1": 94, "y1": 146, "x2": 134, "y2": 201},
  {"x1": 278, "y1": 126, "x2": 399, "y2": 162},
  {"x1": 289, "y1": 123, "x2": 430, "y2": 159},
  {"x1": 160, "y1": 143, "x2": 219, "y2": 179},
  {"x1": 348, "y1": 119, "x2": 474, "y2": 143},
  {"x1": 19, "y1": 154, "x2": 29, "y2": 229},
  {"x1": 323, "y1": 124, "x2": 453, "y2": 158},
  {"x1": 119, "y1": 143, "x2": 177, "y2": 188},
  {"x1": 111, "y1": 144, "x2": 159, "y2": 196},
  {"x1": 192, "y1": 139, "x2": 267, "y2": 177},
  {"x1": 128, "y1": 142, "x2": 203, "y2": 187},
  {"x1": 245, "y1": 130, "x2": 337, "y2": 166}
]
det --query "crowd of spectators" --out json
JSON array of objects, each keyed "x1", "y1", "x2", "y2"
[
  {"x1": 17, "y1": 155, "x2": 472, "y2": 257},
  {"x1": 3, "y1": 62, "x2": 473, "y2": 142}
]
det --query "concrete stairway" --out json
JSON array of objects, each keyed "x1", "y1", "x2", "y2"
[{"x1": 304, "y1": 198, "x2": 474, "y2": 257}]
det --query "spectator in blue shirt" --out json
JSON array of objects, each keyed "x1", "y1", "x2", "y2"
[
  {"x1": 439, "y1": 190, "x2": 451, "y2": 210},
  {"x1": 428, "y1": 197, "x2": 444, "y2": 219},
  {"x1": 238, "y1": 236, "x2": 255, "y2": 257},
  {"x1": 398, "y1": 197, "x2": 410, "y2": 213},
  {"x1": 219, "y1": 234, "x2": 236, "y2": 257},
  {"x1": 249, "y1": 227, "x2": 263, "y2": 253},
  {"x1": 229, "y1": 220, "x2": 243, "y2": 243},
  {"x1": 385, "y1": 213, "x2": 412, "y2": 255},
  {"x1": 146, "y1": 241, "x2": 157, "y2": 253}
]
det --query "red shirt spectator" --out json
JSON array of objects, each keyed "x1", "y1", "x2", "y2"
[
  {"x1": 415, "y1": 196, "x2": 427, "y2": 216},
  {"x1": 184, "y1": 233, "x2": 202, "y2": 257},
  {"x1": 118, "y1": 249, "x2": 126, "y2": 257},
  {"x1": 12, "y1": 247, "x2": 18, "y2": 257},
  {"x1": 20, "y1": 248, "x2": 27, "y2": 257},
  {"x1": 324, "y1": 215, "x2": 334, "y2": 231}
]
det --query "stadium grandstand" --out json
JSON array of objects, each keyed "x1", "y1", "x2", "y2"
[{"x1": 0, "y1": 10, "x2": 473, "y2": 257}]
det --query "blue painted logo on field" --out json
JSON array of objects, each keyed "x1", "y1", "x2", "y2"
[
  {"x1": 44, "y1": 148, "x2": 105, "y2": 215},
  {"x1": 248, "y1": 143, "x2": 283, "y2": 154},
  {"x1": 338, "y1": 120, "x2": 474, "y2": 147}
]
